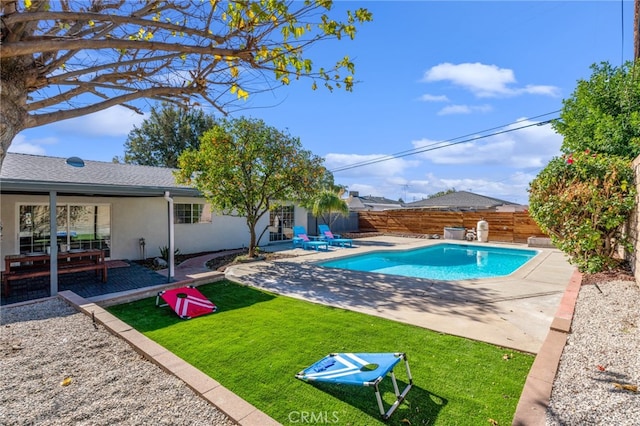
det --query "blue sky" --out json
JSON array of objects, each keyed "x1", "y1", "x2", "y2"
[{"x1": 10, "y1": 1, "x2": 636, "y2": 205}]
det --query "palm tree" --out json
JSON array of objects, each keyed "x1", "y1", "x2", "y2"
[{"x1": 309, "y1": 189, "x2": 349, "y2": 228}]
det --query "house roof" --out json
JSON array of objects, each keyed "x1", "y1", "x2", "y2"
[
  {"x1": 0, "y1": 153, "x2": 199, "y2": 197},
  {"x1": 347, "y1": 193, "x2": 403, "y2": 210},
  {"x1": 404, "y1": 190, "x2": 520, "y2": 210},
  {"x1": 359, "y1": 195, "x2": 402, "y2": 205}
]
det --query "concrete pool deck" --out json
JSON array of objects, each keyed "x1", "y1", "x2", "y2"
[{"x1": 227, "y1": 235, "x2": 576, "y2": 355}]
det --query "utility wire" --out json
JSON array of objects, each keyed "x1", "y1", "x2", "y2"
[
  {"x1": 332, "y1": 119, "x2": 556, "y2": 172},
  {"x1": 621, "y1": 0, "x2": 625, "y2": 65},
  {"x1": 330, "y1": 110, "x2": 561, "y2": 173}
]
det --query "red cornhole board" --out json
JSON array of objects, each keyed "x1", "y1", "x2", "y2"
[{"x1": 156, "y1": 286, "x2": 217, "y2": 319}]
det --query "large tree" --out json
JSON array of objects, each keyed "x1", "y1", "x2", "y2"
[
  {"x1": 0, "y1": 0, "x2": 372, "y2": 167},
  {"x1": 115, "y1": 103, "x2": 215, "y2": 167},
  {"x1": 554, "y1": 61, "x2": 640, "y2": 158},
  {"x1": 175, "y1": 116, "x2": 327, "y2": 257}
]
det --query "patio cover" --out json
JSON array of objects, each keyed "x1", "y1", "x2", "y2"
[
  {"x1": 295, "y1": 352, "x2": 413, "y2": 419},
  {"x1": 156, "y1": 286, "x2": 216, "y2": 319}
]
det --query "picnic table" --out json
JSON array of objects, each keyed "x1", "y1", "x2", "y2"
[{"x1": 2, "y1": 249, "x2": 107, "y2": 297}]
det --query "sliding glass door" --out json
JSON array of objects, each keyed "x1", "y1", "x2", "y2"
[{"x1": 18, "y1": 203, "x2": 111, "y2": 257}]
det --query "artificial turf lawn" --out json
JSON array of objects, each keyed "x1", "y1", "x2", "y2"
[{"x1": 107, "y1": 280, "x2": 534, "y2": 426}]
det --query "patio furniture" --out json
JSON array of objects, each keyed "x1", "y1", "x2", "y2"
[
  {"x1": 292, "y1": 226, "x2": 329, "y2": 251},
  {"x1": 156, "y1": 285, "x2": 217, "y2": 319},
  {"x1": 292, "y1": 225, "x2": 306, "y2": 248},
  {"x1": 2, "y1": 249, "x2": 107, "y2": 297},
  {"x1": 295, "y1": 352, "x2": 413, "y2": 419},
  {"x1": 318, "y1": 224, "x2": 353, "y2": 247}
]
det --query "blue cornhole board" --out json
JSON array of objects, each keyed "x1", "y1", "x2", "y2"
[{"x1": 295, "y1": 352, "x2": 413, "y2": 419}]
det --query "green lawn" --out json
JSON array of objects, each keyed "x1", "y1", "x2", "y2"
[{"x1": 107, "y1": 280, "x2": 533, "y2": 426}]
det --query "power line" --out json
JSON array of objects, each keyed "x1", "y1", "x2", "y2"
[
  {"x1": 622, "y1": 0, "x2": 625, "y2": 65},
  {"x1": 330, "y1": 110, "x2": 561, "y2": 173}
]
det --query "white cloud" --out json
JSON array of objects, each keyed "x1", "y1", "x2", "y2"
[
  {"x1": 332, "y1": 159, "x2": 538, "y2": 204},
  {"x1": 8, "y1": 134, "x2": 56, "y2": 155},
  {"x1": 510, "y1": 170, "x2": 539, "y2": 186},
  {"x1": 52, "y1": 105, "x2": 146, "y2": 137},
  {"x1": 518, "y1": 84, "x2": 560, "y2": 96},
  {"x1": 437, "y1": 104, "x2": 492, "y2": 116},
  {"x1": 412, "y1": 118, "x2": 562, "y2": 169},
  {"x1": 419, "y1": 94, "x2": 449, "y2": 102},
  {"x1": 423, "y1": 62, "x2": 560, "y2": 98},
  {"x1": 343, "y1": 180, "x2": 420, "y2": 202},
  {"x1": 387, "y1": 176, "x2": 411, "y2": 186},
  {"x1": 441, "y1": 176, "x2": 526, "y2": 203},
  {"x1": 326, "y1": 153, "x2": 423, "y2": 200},
  {"x1": 326, "y1": 119, "x2": 559, "y2": 204},
  {"x1": 400, "y1": 178, "x2": 438, "y2": 202},
  {"x1": 341, "y1": 170, "x2": 533, "y2": 204},
  {"x1": 325, "y1": 153, "x2": 420, "y2": 178},
  {"x1": 346, "y1": 183, "x2": 386, "y2": 198},
  {"x1": 438, "y1": 105, "x2": 472, "y2": 115},
  {"x1": 396, "y1": 171, "x2": 529, "y2": 204}
]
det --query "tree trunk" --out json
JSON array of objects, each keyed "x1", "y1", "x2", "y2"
[
  {"x1": 0, "y1": 58, "x2": 31, "y2": 169},
  {"x1": 248, "y1": 218, "x2": 257, "y2": 257},
  {"x1": 0, "y1": 115, "x2": 22, "y2": 169}
]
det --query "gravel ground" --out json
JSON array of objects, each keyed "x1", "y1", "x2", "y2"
[
  {"x1": 0, "y1": 298, "x2": 236, "y2": 426},
  {"x1": 546, "y1": 280, "x2": 640, "y2": 425}
]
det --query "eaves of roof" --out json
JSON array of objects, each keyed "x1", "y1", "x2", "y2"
[
  {"x1": 0, "y1": 179, "x2": 200, "y2": 197},
  {"x1": 0, "y1": 153, "x2": 201, "y2": 197},
  {"x1": 364, "y1": 202, "x2": 403, "y2": 208}
]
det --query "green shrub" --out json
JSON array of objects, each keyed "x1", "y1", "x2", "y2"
[
  {"x1": 159, "y1": 245, "x2": 181, "y2": 261},
  {"x1": 529, "y1": 151, "x2": 636, "y2": 273}
]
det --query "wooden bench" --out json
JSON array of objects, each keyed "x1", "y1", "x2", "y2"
[{"x1": 2, "y1": 250, "x2": 107, "y2": 297}]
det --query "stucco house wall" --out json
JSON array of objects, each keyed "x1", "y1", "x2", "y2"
[{"x1": 111, "y1": 195, "x2": 260, "y2": 260}]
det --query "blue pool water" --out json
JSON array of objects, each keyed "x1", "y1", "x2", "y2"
[{"x1": 317, "y1": 243, "x2": 539, "y2": 280}]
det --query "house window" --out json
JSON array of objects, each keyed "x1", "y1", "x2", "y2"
[
  {"x1": 18, "y1": 204, "x2": 111, "y2": 257},
  {"x1": 174, "y1": 203, "x2": 211, "y2": 224}
]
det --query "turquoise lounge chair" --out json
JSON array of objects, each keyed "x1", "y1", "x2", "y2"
[
  {"x1": 292, "y1": 226, "x2": 329, "y2": 251},
  {"x1": 318, "y1": 224, "x2": 353, "y2": 247}
]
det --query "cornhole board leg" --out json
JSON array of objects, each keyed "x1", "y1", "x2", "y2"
[
  {"x1": 374, "y1": 381, "x2": 386, "y2": 418},
  {"x1": 156, "y1": 293, "x2": 168, "y2": 308},
  {"x1": 374, "y1": 354, "x2": 414, "y2": 420}
]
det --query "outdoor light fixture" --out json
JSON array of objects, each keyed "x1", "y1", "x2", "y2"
[{"x1": 139, "y1": 237, "x2": 146, "y2": 260}]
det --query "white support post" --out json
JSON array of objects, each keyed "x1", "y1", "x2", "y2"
[
  {"x1": 49, "y1": 191, "x2": 58, "y2": 295},
  {"x1": 164, "y1": 191, "x2": 174, "y2": 281}
]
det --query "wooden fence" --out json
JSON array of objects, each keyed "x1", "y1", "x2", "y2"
[{"x1": 358, "y1": 210, "x2": 547, "y2": 244}]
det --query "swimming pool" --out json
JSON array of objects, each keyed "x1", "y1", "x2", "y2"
[{"x1": 317, "y1": 243, "x2": 539, "y2": 280}]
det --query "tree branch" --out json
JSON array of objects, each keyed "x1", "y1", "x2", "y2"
[
  {"x1": 46, "y1": 53, "x2": 179, "y2": 83},
  {"x1": 26, "y1": 86, "x2": 199, "y2": 128},
  {"x1": 2, "y1": 10, "x2": 227, "y2": 44},
  {"x1": 1, "y1": 38, "x2": 253, "y2": 60},
  {"x1": 26, "y1": 86, "x2": 94, "y2": 111}
]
